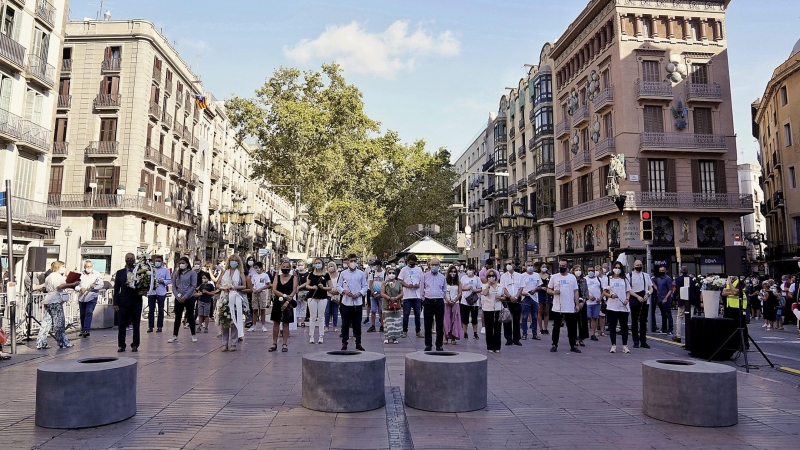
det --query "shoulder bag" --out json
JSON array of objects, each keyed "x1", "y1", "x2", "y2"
[{"x1": 465, "y1": 291, "x2": 480, "y2": 306}]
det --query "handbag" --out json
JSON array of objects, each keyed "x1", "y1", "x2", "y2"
[
  {"x1": 499, "y1": 307, "x2": 512, "y2": 323},
  {"x1": 280, "y1": 298, "x2": 297, "y2": 323},
  {"x1": 465, "y1": 292, "x2": 480, "y2": 306},
  {"x1": 0, "y1": 329, "x2": 6, "y2": 345},
  {"x1": 388, "y1": 300, "x2": 402, "y2": 311}
]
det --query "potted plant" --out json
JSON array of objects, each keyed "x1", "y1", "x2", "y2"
[
  {"x1": 699, "y1": 275, "x2": 726, "y2": 318},
  {"x1": 164, "y1": 197, "x2": 172, "y2": 207},
  {"x1": 116, "y1": 185, "x2": 126, "y2": 195}
]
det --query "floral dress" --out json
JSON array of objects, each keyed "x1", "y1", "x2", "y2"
[
  {"x1": 444, "y1": 284, "x2": 463, "y2": 340},
  {"x1": 382, "y1": 280, "x2": 402, "y2": 341}
]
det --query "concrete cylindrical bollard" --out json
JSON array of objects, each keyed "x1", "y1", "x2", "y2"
[
  {"x1": 405, "y1": 351, "x2": 487, "y2": 412},
  {"x1": 642, "y1": 359, "x2": 737, "y2": 427},
  {"x1": 36, "y1": 357, "x2": 137, "y2": 428},
  {"x1": 302, "y1": 350, "x2": 386, "y2": 412}
]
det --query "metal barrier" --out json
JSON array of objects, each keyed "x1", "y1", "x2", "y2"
[{"x1": 1, "y1": 289, "x2": 114, "y2": 341}]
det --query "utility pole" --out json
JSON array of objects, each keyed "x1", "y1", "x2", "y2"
[{"x1": 3, "y1": 180, "x2": 17, "y2": 354}]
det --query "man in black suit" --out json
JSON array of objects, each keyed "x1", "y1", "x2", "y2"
[{"x1": 114, "y1": 253, "x2": 144, "y2": 352}]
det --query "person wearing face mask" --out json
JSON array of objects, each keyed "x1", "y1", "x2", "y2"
[
  {"x1": 303, "y1": 258, "x2": 332, "y2": 344},
  {"x1": 366, "y1": 260, "x2": 385, "y2": 333},
  {"x1": 573, "y1": 265, "x2": 590, "y2": 347},
  {"x1": 443, "y1": 265, "x2": 463, "y2": 345},
  {"x1": 380, "y1": 267, "x2": 403, "y2": 344},
  {"x1": 77, "y1": 260, "x2": 103, "y2": 337},
  {"x1": 197, "y1": 271, "x2": 217, "y2": 333},
  {"x1": 651, "y1": 266, "x2": 675, "y2": 336},
  {"x1": 520, "y1": 261, "x2": 542, "y2": 341},
  {"x1": 248, "y1": 262, "x2": 272, "y2": 333},
  {"x1": 479, "y1": 259, "x2": 493, "y2": 284},
  {"x1": 460, "y1": 264, "x2": 483, "y2": 339},
  {"x1": 398, "y1": 253, "x2": 423, "y2": 338},
  {"x1": 37, "y1": 261, "x2": 80, "y2": 349},
  {"x1": 218, "y1": 255, "x2": 250, "y2": 351},
  {"x1": 295, "y1": 261, "x2": 310, "y2": 328},
  {"x1": 760, "y1": 281, "x2": 778, "y2": 330},
  {"x1": 191, "y1": 260, "x2": 211, "y2": 329},
  {"x1": 602, "y1": 262, "x2": 632, "y2": 353},
  {"x1": 270, "y1": 258, "x2": 298, "y2": 352},
  {"x1": 481, "y1": 269, "x2": 504, "y2": 353},
  {"x1": 673, "y1": 266, "x2": 697, "y2": 343},
  {"x1": 169, "y1": 256, "x2": 199, "y2": 344},
  {"x1": 547, "y1": 260, "x2": 581, "y2": 353},
  {"x1": 113, "y1": 253, "x2": 144, "y2": 352},
  {"x1": 325, "y1": 261, "x2": 341, "y2": 332},
  {"x1": 584, "y1": 266, "x2": 602, "y2": 341},
  {"x1": 626, "y1": 259, "x2": 653, "y2": 349},
  {"x1": 146, "y1": 255, "x2": 171, "y2": 333},
  {"x1": 500, "y1": 259, "x2": 523, "y2": 346},
  {"x1": 365, "y1": 256, "x2": 378, "y2": 325},
  {"x1": 419, "y1": 257, "x2": 447, "y2": 351},
  {"x1": 336, "y1": 254, "x2": 368, "y2": 351},
  {"x1": 538, "y1": 264, "x2": 553, "y2": 336}
]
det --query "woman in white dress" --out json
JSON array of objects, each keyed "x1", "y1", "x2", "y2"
[{"x1": 217, "y1": 255, "x2": 249, "y2": 351}]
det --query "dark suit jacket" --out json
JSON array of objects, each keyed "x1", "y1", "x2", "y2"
[{"x1": 113, "y1": 267, "x2": 142, "y2": 307}]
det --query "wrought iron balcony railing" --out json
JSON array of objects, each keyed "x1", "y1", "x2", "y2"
[
  {"x1": 27, "y1": 53, "x2": 54, "y2": 87},
  {"x1": 0, "y1": 195, "x2": 61, "y2": 228},
  {"x1": 640, "y1": 132, "x2": 726, "y2": 150},
  {"x1": 85, "y1": 141, "x2": 119, "y2": 156}
]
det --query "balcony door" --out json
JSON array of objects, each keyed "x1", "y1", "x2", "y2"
[
  {"x1": 1, "y1": 5, "x2": 21, "y2": 41},
  {"x1": 642, "y1": 60, "x2": 659, "y2": 82}
]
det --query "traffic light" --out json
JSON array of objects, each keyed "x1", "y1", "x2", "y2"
[{"x1": 640, "y1": 210, "x2": 653, "y2": 242}]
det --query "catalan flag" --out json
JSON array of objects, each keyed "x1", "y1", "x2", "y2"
[{"x1": 194, "y1": 94, "x2": 208, "y2": 110}]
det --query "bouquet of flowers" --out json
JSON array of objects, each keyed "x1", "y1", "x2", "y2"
[
  {"x1": 129, "y1": 257, "x2": 153, "y2": 294},
  {"x1": 217, "y1": 280, "x2": 233, "y2": 329},
  {"x1": 699, "y1": 275, "x2": 726, "y2": 291}
]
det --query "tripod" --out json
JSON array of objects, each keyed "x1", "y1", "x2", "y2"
[{"x1": 709, "y1": 276, "x2": 773, "y2": 373}]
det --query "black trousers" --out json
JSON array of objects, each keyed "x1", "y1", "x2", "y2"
[
  {"x1": 483, "y1": 311, "x2": 502, "y2": 351},
  {"x1": 578, "y1": 302, "x2": 590, "y2": 340},
  {"x1": 174, "y1": 298, "x2": 196, "y2": 336},
  {"x1": 423, "y1": 298, "x2": 445, "y2": 349},
  {"x1": 502, "y1": 302, "x2": 522, "y2": 344},
  {"x1": 630, "y1": 295, "x2": 648, "y2": 344},
  {"x1": 551, "y1": 311, "x2": 577, "y2": 349},
  {"x1": 341, "y1": 304, "x2": 363, "y2": 346},
  {"x1": 607, "y1": 309, "x2": 629, "y2": 346},
  {"x1": 117, "y1": 302, "x2": 143, "y2": 349}
]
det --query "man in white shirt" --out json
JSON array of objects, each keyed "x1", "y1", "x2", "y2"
[
  {"x1": 500, "y1": 259, "x2": 524, "y2": 346},
  {"x1": 584, "y1": 265, "x2": 603, "y2": 341},
  {"x1": 398, "y1": 253, "x2": 423, "y2": 338},
  {"x1": 520, "y1": 260, "x2": 543, "y2": 340},
  {"x1": 248, "y1": 262, "x2": 272, "y2": 332},
  {"x1": 627, "y1": 259, "x2": 653, "y2": 349},
  {"x1": 77, "y1": 260, "x2": 104, "y2": 337},
  {"x1": 336, "y1": 254, "x2": 368, "y2": 351},
  {"x1": 547, "y1": 260, "x2": 581, "y2": 353}
]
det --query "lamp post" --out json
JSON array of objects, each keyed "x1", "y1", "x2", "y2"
[
  {"x1": 220, "y1": 198, "x2": 254, "y2": 256},
  {"x1": 500, "y1": 199, "x2": 533, "y2": 260},
  {"x1": 64, "y1": 226, "x2": 72, "y2": 269}
]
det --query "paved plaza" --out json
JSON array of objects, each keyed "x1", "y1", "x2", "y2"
[{"x1": 1, "y1": 316, "x2": 800, "y2": 450}]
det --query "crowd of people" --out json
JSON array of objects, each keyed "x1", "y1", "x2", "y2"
[{"x1": 17, "y1": 251, "x2": 800, "y2": 358}]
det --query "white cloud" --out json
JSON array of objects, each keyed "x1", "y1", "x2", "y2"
[{"x1": 284, "y1": 20, "x2": 460, "y2": 78}]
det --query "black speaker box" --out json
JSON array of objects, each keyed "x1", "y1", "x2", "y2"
[
  {"x1": 27, "y1": 247, "x2": 47, "y2": 272},
  {"x1": 723, "y1": 245, "x2": 747, "y2": 277}
]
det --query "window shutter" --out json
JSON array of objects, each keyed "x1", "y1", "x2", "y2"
[
  {"x1": 84, "y1": 166, "x2": 96, "y2": 192},
  {"x1": 105, "y1": 46, "x2": 112, "y2": 60},
  {"x1": 110, "y1": 76, "x2": 119, "y2": 95},
  {"x1": 642, "y1": 61, "x2": 659, "y2": 82},
  {"x1": 109, "y1": 119, "x2": 117, "y2": 141},
  {"x1": 48, "y1": 166, "x2": 63, "y2": 195},
  {"x1": 643, "y1": 106, "x2": 664, "y2": 133},
  {"x1": 55, "y1": 118, "x2": 67, "y2": 141},
  {"x1": 112, "y1": 166, "x2": 120, "y2": 190},
  {"x1": 12, "y1": 9, "x2": 21, "y2": 42},
  {"x1": 691, "y1": 159, "x2": 700, "y2": 193},
  {"x1": 715, "y1": 160, "x2": 727, "y2": 194},
  {"x1": 693, "y1": 108, "x2": 713, "y2": 134},
  {"x1": 666, "y1": 158, "x2": 677, "y2": 192},
  {"x1": 0, "y1": 76, "x2": 12, "y2": 111},
  {"x1": 150, "y1": 85, "x2": 157, "y2": 103},
  {"x1": 23, "y1": 89, "x2": 35, "y2": 121},
  {"x1": 59, "y1": 78, "x2": 70, "y2": 96},
  {"x1": 33, "y1": 94, "x2": 43, "y2": 124},
  {"x1": 639, "y1": 157, "x2": 649, "y2": 191},
  {"x1": 40, "y1": 33, "x2": 49, "y2": 60}
]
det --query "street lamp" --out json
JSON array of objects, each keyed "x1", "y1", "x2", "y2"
[
  {"x1": 220, "y1": 199, "x2": 254, "y2": 254},
  {"x1": 64, "y1": 226, "x2": 72, "y2": 269}
]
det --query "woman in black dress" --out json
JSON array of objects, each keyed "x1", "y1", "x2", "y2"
[
  {"x1": 270, "y1": 258, "x2": 297, "y2": 352},
  {"x1": 760, "y1": 281, "x2": 779, "y2": 330}
]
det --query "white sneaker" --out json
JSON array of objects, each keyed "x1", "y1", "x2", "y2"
[
  {"x1": 762, "y1": 323, "x2": 768, "y2": 328},
  {"x1": 168, "y1": 336, "x2": 178, "y2": 343},
  {"x1": 318, "y1": 337, "x2": 323, "y2": 344},
  {"x1": 262, "y1": 325, "x2": 268, "y2": 332},
  {"x1": 609, "y1": 345, "x2": 616, "y2": 353},
  {"x1": 622, "y1": 345, "x2": 630, "y2": 354},
  {"x1": 384, "y1": 339, "x2": 389, "y2": 344},
  {"x1": 309, "y1": 337, "x2": 314, "y2": 344},
  {"x1": 192, "y1": 336, "x2": 197, "y2": 343},
  {"x1": 247, "y1": 326, "x2": 255, "y2": 332}
]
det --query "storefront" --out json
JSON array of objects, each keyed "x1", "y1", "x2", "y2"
[
  {"x1": 80, "y1": 246, "x2": 113, "y2": 275},
  {"x1": 45, "y1": 245, "x2": 60, "y2": 269}
]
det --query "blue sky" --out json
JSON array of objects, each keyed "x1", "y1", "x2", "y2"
[{"x1": 70, "y1": 0, "x2": 800, "y2": 165}]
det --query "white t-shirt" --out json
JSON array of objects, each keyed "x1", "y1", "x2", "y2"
[
  {"x1": 398, "y1": 266, "x2": 423, "y2": 299},
  {"x1": 627, "y1": 270, "x2": 652, "y2": 293},
  {"x1": 521, "y1": 272, "x2": 542, "y2": 301},
  {"x1": 459, "y1": 274, "x2": 483, "y2": 305},
  {"x1": 585, "y1": 276, "x2": 602, "y2": 305},
  {"x1": 548, "y1": 273, "x2": 579, "y2": 313},
  {"x1": 500, "y1": 271, "x2": 523, "y2": 299},
  {"x1": 482, "y1": 284, "x2": 504, "y2": 312},
  {"x1": 601, "y1": 276, "x2": 631, "y2": 312},
  {"x1": 251, "y1": 272, "x2": 271, "y2": 292}
]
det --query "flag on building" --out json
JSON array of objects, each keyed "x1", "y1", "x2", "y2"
[{"x1": 195, "y1": 94, "x2": 208, "y2": 109}]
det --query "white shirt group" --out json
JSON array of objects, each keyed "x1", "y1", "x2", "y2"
[
  {"x1": 548, "y1": 273, "x2": 579, "y2": 313},
  {"x1": 459, "y1": 274, "x2": 483, "y2": 306},
  {"x1": 601, "y1": 276, "x2": 631, "y2": 312},
  {"x1": 398, "y1": 265, "x2": 423, "y2": 299}
]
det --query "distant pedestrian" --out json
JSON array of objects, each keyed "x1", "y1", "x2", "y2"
[
  {"x1": 627, "y1": 259, "x2": 652, "y2": 349},
  {"x1": 760, "y1": 281, "x2": 778, "y2": 330},
  {"x1": 585, "y1": 265, "x2": 602, "y2": 341},
  {"x1": 248, "y1": 262, "x2": 271, "y2": 333},
  {"x1": 366, "y1": 260, "x2": 385, "y2": 333},
  {"x1": 113, "y1": 253, "x2": 145, "y2": 352},
  {"x1": 651, "y1": 265, "x2": 675, "y2": 335},
  {"x1": 146, "y1": 255, "x2": 171, "y2": 333},
  {"x1": 197, "y1": 273, "x2": 216, "y2": 333},
  {"x1": 270, "y1": 258, "x2": 297, "y2": 352},
  {"x1": 169, "y1": 257, "x2": 198, "y2": 344},
  {"x1": 38, "y1": 261, "x2": 79, "y2": 349},
  {"x1": 325, "y1": 261, "x2": 340, "y2": 332},
  {"x1": 481, "y1": 269, "x2": 503, "y2": 353},
  {"x1": 459, "y1": 264, "x2": 482, "y2": 339},
  {"x1": 500, "y1": 259, "x2": 523, "y2": 347},
  {"x1": 538, "y1": 264, "x2": 552, "y2": 336},
  {"x1": 295, "y1": 260, "x2": 310, "y2": 328},
  {"x1": 547, "y1": 260, "x2": 580, "y2": 353},
  {"x1": 381, "y1": 267, "x2": 403, "y2": 344},
  {"x1": 337, "y1": 254, "x2": 367, "y2": 351},
  {"x1": 602, "y1": 261, "x2": 631, "y2": 353},
  {"x1": 444, "y1": 265, "x2": 463, "y2": 345},
  {"x1": 573, "y1": 265, "x2": 589, "y2": 346}
]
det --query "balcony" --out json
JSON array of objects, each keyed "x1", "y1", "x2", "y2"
[
  {"x1": 144, "y1": 145, "x2": 161, "y2": 165},
  {"x1": 527, "y1": 173, "x2": 536, "y2": 185},
  {"x1": 61, "y1": 58, "x2": 72, "y2": 73},
  {"x1": 594, "y1": 136, "x2": 616, "y2": 160},
  {"x1": 148, "y1": 102, "x2": 161, "y2": 120},
  {"x1": 482, "y1": 156, "x2": 495, "y2": 172},
  {"x1": 85, "y1": 141, "x2": 119, "y2": 157},
  {"x1": 182, "y1": 127, "x2": 192, "y2": 142},
  {"x1": 20, "y1": 120, "x2": 50, "y2": 152},
  {"x1": 88, "y1": 228, "x2": 107, "y2": 242},
  {"x1": 529, "y1": 108, "x2": 536, "y2": 122},
  {"x1": 0, "y1": 195, "x2": 61, "y2": 228},
  {"x1": 52, "y1": 141, "x2": 68, "y2": 156},
  {"x1": 536, "y1": 161, "x2": 555, "y2": 177},
  {"x1": 211, "y1": 166, "x2": 220, "y2": 181},
  {"x1": 94, "y1": 93, "x2": 121, "y2": 109},
  {"x1": 192, "y1": 136, "x2": 199, "y2": 149},
  {"x1": 44, "y1": 228, "x2": 55, "y2": 242},
  {"x1": 634, "y1": 192, "x2": 753, "y2": 212},
  {"x1": 640, "y1": 132, "x2": 727, "y2": 152},
  {"x1": 528, "y1": 136, "x2": 537, "y2": 150},
  {"x1": 593, "y1": 87, "x2": 614, "y2": 113},
  {"x1": 509, "y1": 150, "x2": 516, "y2": 164},
  {"x1": 509, "y1": 183, "x2": 518, "y2": 196},
  {"x1": 636, "y1": 80, "x2": 673, "y2": 100},
  {"x1": 165, "y1": 82, "x2": 173, "y2": 97},
  {"x1": 495, "y1": 185, "x2": 508, "y2": 197},
  {"x1": 572, "y1": 149, "x2": 592, "y2": 171},
  {"x1": 0, "y1": 32, "x2": 26, "y2": 70},
  {"x1": 57, "y1": 94, "x2": 71, "y2": 109},
  {"x1": 554, "y1": 196, "x2": 617, "y2": 226},
  {"x1": 687, "y1": 83, "x2": 722, "y2": 103},
  {"x1": 208, "y1": 198, "x2": 219, "y2": 211},
  {"x1": 0, "y1": 108, "x2": 23, "y2": 140},
  {"x1": 572, "y1": 104, "x2": 589, "y2": 126},
  {"x1": 518, "y1": 177, "x2": 528, "y2": 190},
  {"x1": 537, "y1": 203, "x2": 554, "y2": 221},
  {"x1": 35, "y1": 0, "x2": 56, "y2": 28},
  {"x1": 555, "y1": 117, "x2": 570, "y2": 139},
  {"x1": 495, "y1": 134, "x2": 507, "y2": 144},
  {"x1": 48, "y1": 194, "x2": 193, "y2": 226},
  {"x1": 773, "y1": 191, "x2": 785, "y2": 206},
  {"x1": 173, "y1": 119, "x2": 183, "y2": 137},
  {"x1": 555, "y1": 160, "x2": 571, "y2": 179},
  {"x1": 26, "y1": 53, "x2": 55, "y2": 88},
  {"x1": 193, "y1": 108, "x2": 200, "y2": 122},
  {"x1": 222, "y1": 176, "x2": 230, "y2": 188},
  {"x1": 510, "y1": 127, "x2": 516, "y2": 139},
  {"x1": 518, "y1": 118, "x2": 525, "y2": 130},
  {"x1": 772, "y1": 151, "x2": 782, "y2": 168},
  {"x1": 534, "y1": 92, "x2": 553, "y2": 107},
  {"x1": 517, "y1": 145, "x2": 526, "y2": 158},
  {"x1": 534, "y1": 124, "x2": 554, "y2": 140},
  {"x1": 101, "y1": 57, "x2": 121, "y2": 72}
]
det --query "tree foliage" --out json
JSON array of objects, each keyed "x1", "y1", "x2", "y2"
[{"x1": 226, "y1": 63, "x2": 457, "y2": 258}]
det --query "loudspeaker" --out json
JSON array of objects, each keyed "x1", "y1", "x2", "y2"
[
  {"x1": 723, "y1": 245, "x2": 747, "y2": 277},
  {"x1": 26, "y1": 247, "x2": 47, "y2": 272}
]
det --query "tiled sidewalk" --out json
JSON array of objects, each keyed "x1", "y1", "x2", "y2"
[{"x1": 1, "y1": 318, "x2": 799, "y2": 449}]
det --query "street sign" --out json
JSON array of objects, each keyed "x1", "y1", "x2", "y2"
[
  {"x1": 0, "y1": 191, "x2": 5, "y2": 206},
  {"x1": 258, "y1": 248, "x2": 270, "y2": 257},
  {"x1": 464, "y1": 238, "x2": 472, "y2": 248}
]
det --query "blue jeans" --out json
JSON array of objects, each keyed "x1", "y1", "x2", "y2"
[
  {"x1": 148, "y1": 294, "x2": 166, "y2": 329},
  {"x1": 78, "y1": 298, "x2": 97, "y2": 332},
  {"x1": 521, "y1": 297, "x2": 539, "y2": 337},
  {"x1": 325, "y1": 300, "x2": 340, "y2": 327},
  {"x1": 403, "y1": 298, "x2": 421, "y2": 333}
]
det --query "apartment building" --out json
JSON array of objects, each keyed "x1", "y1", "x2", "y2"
[
  {"x1": 551, "y1": 0, "x2": 749, "y2": 274},
  {"x1": 738, "y1": 163, "x2": 766, "y2": 272},
  {"x1": 753, "y1": 38, "x2": 800, "y2": 274},
  {"x1": 0, "y1": 0, "x2": 67, "y2": 278}
]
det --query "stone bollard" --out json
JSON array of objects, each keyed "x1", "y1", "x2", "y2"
[
  {"x1": 302, "y1": 350, "x2": 386, "y2": 412},
  {"x1": 405, "y1": 351, "x2": 487, "y2": 412},
  {"x1": 36, "y1": 357, "x2": 137, "y2": 428},
  {"x1": 642, "y1": 359, "x2": 737, "y2": 427}
]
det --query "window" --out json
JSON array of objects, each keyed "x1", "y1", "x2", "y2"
[
  {"x1": 693, "y1": 108, "x2": 713, "y2": 134},
  {"x1": 648, "y1": 159, "x2": 666, "y2": 193},
  {"x1": 578, "y1": 173, "x2": 593, "y2": 204},
  {"x1": 642, "y1": 60, "x2": 659, "y2": 82},
  {"x1": 641, "y1": 16, "x2": 652, "y2": 38},
  {"x1": 99, "y1": 118, "x2": 117, "y2": 142},
  {"x1": 32, "y1": 27, "x2": 50, "y2": 62},
  {"x1": 790, "y1": 166, "x2": 797, "y2": 189},
  {"x1": 13, "y1": 152, "x2": 34, "y2": 199},
  {"x1": 54, "y1": 118, "x2": 67, "y2": 142},
  {"x1": 140, "y1": 220, "x2": 147, "y2": 242},
  {"x1": 599, "y1": 165, "x2": 609, "y2": 197},
  {"x1": 560, "y1": 182, "x2": 573, "y2": 209},
  {"x1": 603, "y1": 113, "x2": 613, "y2": 139},
  {"x1": 643, "y1": 106, "x2": 664, "y2": 133},
  {"x1": 581, "y1": 127, "x2": 589, "y2": 152},
  {"x1": 58, "y1": 78, "x2": 69, "y2": 96},
  {"x1": 781, "y1": 86, "x2": 788, "y2": 107},
  {"x1": 48, "y1": 165, "x2": 63, "y2": 196},
  {"x1": 104, "y1": 46, "x2": 121, "y2": 60},
  {"x1": 602, "y1": 68, "x2": 611, "y2": 88},
  {"x1": 100, "y1": 76, "x2": 119, "y2": 95},
  {"x1": 0, "y1": 75, "x2": 11, "y2": 111},
  {"x1": 699, "y1": 161, "x2": 716, "y2": 194},
  {"x1": 95, "y1": 166, "x2": 118, "y2": 194},
  {"x1": 691, "y1": 63, "x2": 708, "y2": 85},
  {"x1": 785, "y1": 123, "x2": 793, "y2": 146},
  {"x1": 1, "y1": 5, "x2": 20, "y2": 42},
  {"x1": 62, "y1": 47, "x2": 72, "y2": 60},
  {"x1": 93, "y1": 215, "x2": 108, "y2": 231},
  {"x1": 24, "y1": 88, "x2": 44, "y2": 125}
]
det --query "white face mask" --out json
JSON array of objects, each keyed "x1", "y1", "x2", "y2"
[
  {"x1": 349, "y1": 262, "x2": 357, "y2": 270},
  {"x1": 297, "y1": 265, "x2": 305, "y2": 271},
  {"x1": 506, "y1": 264, "x2": 514, "y2": 272},
  {"x1": 575, "y1": 270, "x2": 582, "y2": 277},
  {"x1": 398, "y1": 262, "x2": 405, "y2": 268},
  {"x1": 613, "y1": 268, "x2": 621, "y2": 275},
  {"x1": 388, "y1": 274, "x2": 396, "y2": 280},
  {"x1": 154, "y1": 261, "x2": 162, "y2": 268},
  {"x1": 59, "y1": 268, "x2": 66, "y2": 274},
  {"x1": 541, "y1": 267, "x2": 548, "y2": 273},
  {"x1": 84, "y1": 267, "x2": 92, "y2": 273},
  {"x1": 466, "y1": 270, "x2": 474, "y2": 276},
  {"x1": 179, "y1": 263, "x2": 187, "y2": 270}
]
